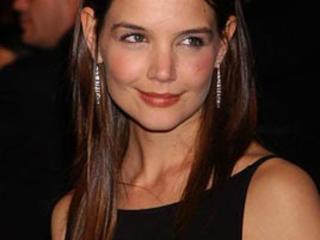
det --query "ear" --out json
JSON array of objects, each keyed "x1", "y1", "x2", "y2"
[
  {"x1": 215, "y1": 16, "x2": 237, "y2": 67},
  {"x1": 81, "y1": 7, "x2": 103, "y2": 63}
]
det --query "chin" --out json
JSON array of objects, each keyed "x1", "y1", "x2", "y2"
[
  {"x1": 22, "y1": 34, "x2": 31, "y2": 45},
  {"x1": 132, "y1": 115, "x2": 188, "y2": 133},
  {"x1": 142, "y1": 125, "x2": 178, "y2": 133},
  {"x1": 23, "y1": 36, "x2": 38, "y2": 47}
]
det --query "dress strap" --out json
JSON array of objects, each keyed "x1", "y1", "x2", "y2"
[
  {"x1": 209, "y1": 154, "x2": 279, "y2": 240},
  {"x1": 248, "y1": 154, "x2": 278, "y2": 171},
  {"x1": 233, "y1": 154, "x2": 278, "y2": 240}
]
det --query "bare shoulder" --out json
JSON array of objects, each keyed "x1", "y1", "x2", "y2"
[
  {"x1": 243, "y1": 157, "x2": 320, "y2": 240},
  {"x1": 51, "y1": 192, "x2": 73, "y2": 240}
]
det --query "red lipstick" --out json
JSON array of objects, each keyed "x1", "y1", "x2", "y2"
[{"x1": 138, "y1": 90, "x2": 181, "y2": 108}]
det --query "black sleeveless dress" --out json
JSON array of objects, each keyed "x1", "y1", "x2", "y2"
[{"x1": 113, "y1": 155, "x2": 276, "y2": 240}]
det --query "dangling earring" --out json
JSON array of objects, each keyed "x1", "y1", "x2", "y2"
[
  {"x1": 216, "y1": 64, "x2": 222, "y2": 109},
  {"x1": 95, "y1": 65, "x2": 101, "y2": 105}
]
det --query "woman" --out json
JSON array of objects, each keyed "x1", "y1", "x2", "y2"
[{"x1": 52, "y1": 0, "x2": 320, "y2": 239}]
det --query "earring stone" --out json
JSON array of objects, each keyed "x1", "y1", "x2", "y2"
[
  {"x1": 216, "y1": 64, "x2": 222, "y2": 109},
  {"x1": 95, "y1": 65, "x2": 101, "y2": 105}
]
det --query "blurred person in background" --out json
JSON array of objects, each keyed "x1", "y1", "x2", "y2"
[
  {"x1": 14, "y1": 0, "x2": 78, "y2": 48},
  {"x1": 0, "y1": 0, "x2": 29, "y2": 69},
  {"x1": 0, "y1": 0, "x2": 79, "y2": 239}
]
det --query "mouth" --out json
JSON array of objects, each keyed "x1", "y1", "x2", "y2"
[
  {"x1": 19, "y1": 15, "x2": 30, "y2": 29},
  {"x1": 138, "y1": 90, "x2": 182, "y2": 108}
]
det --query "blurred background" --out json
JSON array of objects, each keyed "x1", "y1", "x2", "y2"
[
  {"x1": 1, "y1": 0, "x2": 74, "y2": 239},
  {"x1": 0, "y1": 0, "x2": 29, "y2": 65}
]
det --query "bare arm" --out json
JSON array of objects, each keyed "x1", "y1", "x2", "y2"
[
  {"x1": 51, "y1": 193, "x2": 73, "y2": 240},
  {"x1": 243, "y1": 158, "x2": 320, "y2": 240}
]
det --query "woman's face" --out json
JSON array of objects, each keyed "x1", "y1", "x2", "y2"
[{"x1": 97, "y1": 0, "x2": 225, "y2": 132}]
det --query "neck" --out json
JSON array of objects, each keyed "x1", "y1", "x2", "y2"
[{"x1": 121, "y1": 118, "x2": 201, "y2": 187}]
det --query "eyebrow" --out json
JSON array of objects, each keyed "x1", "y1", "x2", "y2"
[
  {"x1": 111, "y1": 22, "x2": 145, "y2": 32},
  {"x1": 178, "y1": 28, "x2": 213, "y2": 37},
  {"x1": 111, "y1": 21, "x2": 213, "y2": 37}
]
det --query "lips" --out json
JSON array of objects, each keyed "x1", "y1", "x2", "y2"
[
  {"x1": 138, "y1": 90, "x2": 182, "y2": 108},
  {"x1": 19, "y1": 15, "x2": 31, "y2": 30}
]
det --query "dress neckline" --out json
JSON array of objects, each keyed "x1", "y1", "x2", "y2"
[{"x1": 118, "y1": 154, "x2": 276, "y2": 214}]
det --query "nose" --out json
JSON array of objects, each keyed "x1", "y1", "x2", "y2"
[
  {"x1": 147, "y1": 45, "x2": 177, "y2": 83},
  {"x1": 13, "y1": 0, "x2": 29, "y2": 12}
]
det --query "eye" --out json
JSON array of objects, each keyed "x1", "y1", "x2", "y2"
[
  {"x1": 181, "y1": 36, "x2": 204, "y2": 47},
  {"x1": 120, "y1": 33, "x2": 146, "y2": 43}
]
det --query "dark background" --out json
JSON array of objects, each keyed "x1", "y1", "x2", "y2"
[{"x1": 245, "y1": 1, "x2": 319, "y2": 188}]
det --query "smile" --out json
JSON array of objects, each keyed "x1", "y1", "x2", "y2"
[{"x1": 138, "y1": 90, "x2": 182, "y2": 108}]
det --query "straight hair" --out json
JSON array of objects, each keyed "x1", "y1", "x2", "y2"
[{"x1": 66, "y1": 0, "x2": 257, "y2": 239}]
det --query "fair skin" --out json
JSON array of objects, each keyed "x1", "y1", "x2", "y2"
[
  {"x1": 98, "y1": 0, "x2": 227, "y2": 207},
  {"x1": 51, "y1": 0, "x2": 320, "y2": 240},
  {"x1": 13, "y1": 0, "x2": 79, "y2": 48},
  {"x1": 83, "y1": 0, "x2": 232, "y2": 207}
]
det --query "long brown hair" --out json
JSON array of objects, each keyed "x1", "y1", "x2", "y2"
[{"x1": 66, "y1": 0, "x2": 256, "y2": 239}]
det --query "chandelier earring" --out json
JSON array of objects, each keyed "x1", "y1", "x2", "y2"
[
  {"x1": 95, "y1": 65, "x2": 101, "y2": 105},
  {"x1": 216, "y1": 64, "x2": 222, "y2": 109}
]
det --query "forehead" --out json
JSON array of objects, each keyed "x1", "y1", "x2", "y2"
[{"x1": 105, "y1": 0, "x2": 215, "y2": 29}]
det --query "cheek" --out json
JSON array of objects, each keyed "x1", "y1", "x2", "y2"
[
  {"x1": 104, "y1": 46, "x2": 146, "y2": 84},
  {"x1": 35, "y1": 3, "x2": 52, "y2": 24},
  {"x1": 180, "y1": 51, "x2": 215, "y2": 91},
  {"x1": 194, "y1": 51, "x2": 215, "y2": 76}
]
